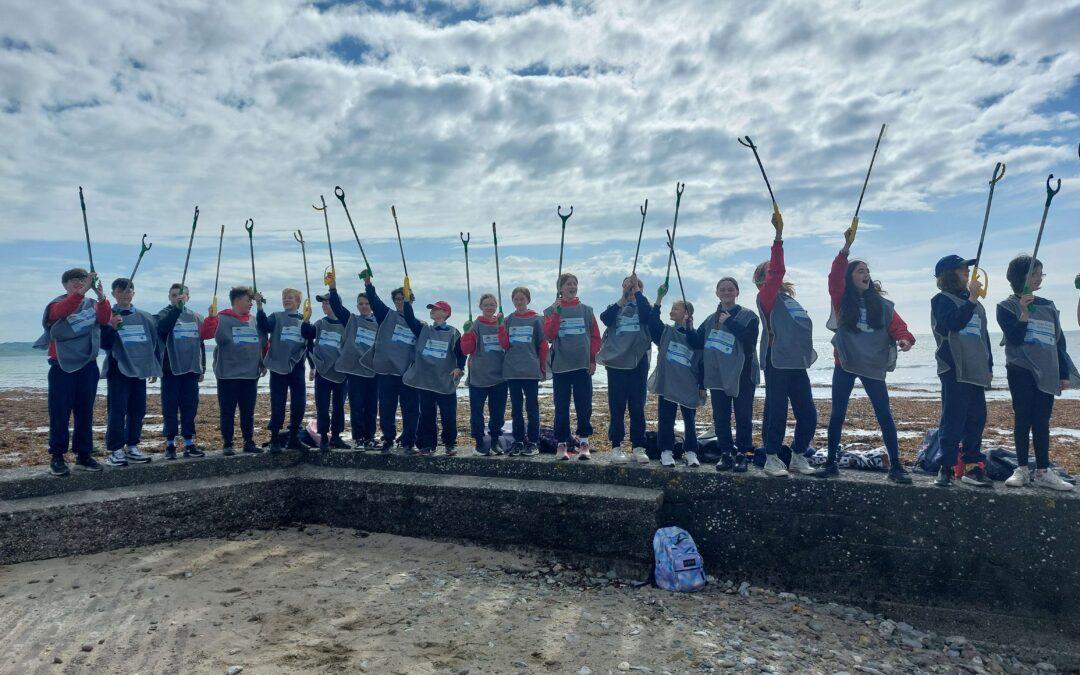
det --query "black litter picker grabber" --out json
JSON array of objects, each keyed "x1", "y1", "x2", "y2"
[
  {"x1": 179, "y1": 206, "x2": 200, "y2": 295},
  {"x1": 314, "y1": 195, "x2": 336, "y2": 286},
  {"x1": 971, "y1": 162, "x2": 1006, "y2": 299},
  {"x1": 1022, "y1": 174, "x2": 1062, "y2": 295},
  {"x1": 631, "y1": 199, "x2": 648, "y2": 275},
  {"x1": 128, "y1": 234, "x2": 152, "y2": 282},
  {"x1": 333, "y1": 186, "x2": 373, "y2": 280},
  {"x1": 294, "y1": 229, "x2": 312, "y2": 319},
  {"x1": 555, "y1": 204, "x2": 573, "y2": 299},
  {"x1": 845, "y1": 123, "x2": 887, "y2": 244}
]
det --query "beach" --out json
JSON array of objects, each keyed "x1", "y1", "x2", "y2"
[{"x1": 2, "y1": 388, "x2": 1078, "y2": 474}]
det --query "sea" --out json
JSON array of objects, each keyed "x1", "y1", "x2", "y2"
[{"x1": 3, "y1": 333, "x2": 1077, "y2": 402}]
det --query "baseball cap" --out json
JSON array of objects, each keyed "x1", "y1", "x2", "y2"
[
  {"x1": 934, "y1": 255, "x2": 976, "y2": 278},
  {"x1": 315, "y1": 294, "x2": 330, "y2": 302},
  {"x1": 426, "y1": 300, "x2": 452, "y2": 317}
]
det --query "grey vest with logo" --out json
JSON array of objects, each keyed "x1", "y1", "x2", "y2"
[
  {"x1": 998, "y1": 296, "x2": 1080, "y2": 396},
  {"x1": 702, "y1": 306, "x2": 759, "y2": 397},
  {"x1": 311, "y1": 318, "x2": 347, "y2": 384},
  {"x1": 103, "y1": 308, "x2": 162, "y2": 379},
  {"x1": 336, "y1": 312, "x2": 378, "y2": 378},
  {"x1": 503, "y1": 313, "x2": 544, "y2": 380},
  {"x1": 403, "y1": 325, "x2": 461, "y2": 395},
  {"x1": 648, "y1": 325, "x2": 702, "y2": 409},
  {"x1": 466, "y1": 320, "x2": 505, "y2": 388},
  {"x1": 38, "y1": 294, "x2": 102, "y2": 373},
  {"x1": 932, "y1": 292, "x2": 991, "y2": 388},
  {"x1": 213, "y1": 313, "x2": 265, "y2": 380},
  {"x1": 597, "y1": 301, "x2": 652, "y2": 370},
  {"x1": 263, "y1": 311, "x2": 307, "y2": 375},
  {"x1": 158, "y1": 306, "x2": 205, "y2": 376},
  {"x1": 362, "y1": 309, "x2": 416, "y2": 377},
  {"x1": 757, "y1": 291, "x2": 817, "y2": 370},
  {"x1": 830, "y1": 297, "x2": 897, "y2": 381},
  {"x1": 544, "y1": 302, "x2": 594, "y2": 374}
]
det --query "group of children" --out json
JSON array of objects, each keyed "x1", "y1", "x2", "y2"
[{"x1": 40, "y1": 215, "x2": 1079, "y2": 490}]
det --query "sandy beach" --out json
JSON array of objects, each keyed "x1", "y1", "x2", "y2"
[{"x1": 1, "y1": 388, "x2": 1078, "y2": 474}]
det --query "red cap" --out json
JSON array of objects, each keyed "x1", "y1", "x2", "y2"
[{"x1": 426, "y1": 300, "x2": 452, "y2": 317}]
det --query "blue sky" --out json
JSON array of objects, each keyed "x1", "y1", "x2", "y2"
[{"x1": 1, "y1": 0, "x2": 1079, "y2": 341}]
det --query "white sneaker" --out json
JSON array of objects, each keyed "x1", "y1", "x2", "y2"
[
  {"x1": 610, "y1": 447, "x2": 629, "y2": 463},
  {"x1": 106, "y1": 449, "x2": 129, "y2": 467},
  {"x1": 124, "y1": 445, "x2": 152, "y2": 463},
  {"x1": 555, "y1": 443, "x2": 569, "y2": 461},
  {"x1": 1034, "y1": 469, "x2": 1074, "y2": 492},
  {"x1": 763, "y1": 454, "x2": 789, "y2": 477},
  {"x1": 577, "y1": 439, "x2": 591, "y2": 460},
  {"x1": 1004, "y1": 467, "x2": 1031, "y2": 487},
  {"x1": 684, "y1": 451, "x2": 700, "y2": 467},
  {"x1": 660, "y1": 450, "x2": 675, "y2": 467},
  {"x1": 632, "y1": 447, "x2": 650, "y2": 463},
  {"x1": 787, "y1": 452, "x2": 819, "y2": 476}
]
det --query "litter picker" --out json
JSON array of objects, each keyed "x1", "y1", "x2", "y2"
[
  {"x1": 77, "y1": 186, "x2": 97, "y2": 279},
  {"x1": 179, "y1": 206, "x2": 200, "y2": 294},
  {"x1": 390, "y1": 205, "x2": 409, "y2": 277},
  {"x1": 556, "y1": 205, "x2": 573, "y2": 298},
  {"x1": 662, "y1": 183, "x2": 686, "y2": 293},
  {"x1": 492, "y1": 221, "x2": 504, "y2": 318},
  {"x1": 244, "y1": 218, "x2": 257, "y2": 293},
  {"x1": 847, "y1": 123, "x2": 887, "y2": 242},
  {"x1": 314, "y1": 195, "x2": 336, "y2": 285},
  {"x1": 665, "y1": 228, "x2": 687, "y2": 309},
  {"x1": 971, "y1": 162, "x2": 1006, "y2": 299},
  {"x1": 1023, "y1": 174, "x2": 1062, "y2": 294},
  {"x1": 460, "y1": 231, "x2": 473, "y2": 323},
  {"x1": 631, "y1": 199, "x2": 648, "y2": 275},
  {"x1": 211, "y1": 224, "x2": 224, "y2": 314},
  {"x1": 294, "y1": 229, "x2": 312, "y2": 319},
  {"x1": 737, "y1": 136, "x2": 779, "y2": 215},
  {"x1": 333, "y1": 186, "x2": 373, "y2": 279},
  {"x1": 129, "y1": 234, "x2": 152, "y2": 281}
]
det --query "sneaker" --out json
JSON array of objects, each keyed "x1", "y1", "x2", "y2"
[
  {"x1": 268, "y1": 438, "x2": 283, "y2": 454},
  {"x1": 418, "y1": 446, "x2": 435, "y2": 456},
  {"x1": 961, "y1": 465, "x2": 993, "y2": 488},
  {"x1": 787, "y1": 452, "x2": 822, "y2": 476},
  {"x1": 577, "y1": 440, "x2": 591, "y2": 460},
  {"x1": 684, "y1": 451, "x2": 700, "y2": 468},
  {"x1": 222, "y1": 445, "x2": 236, "y2": 457},
  {"x1": 286, "y1": 435, "x2": 306, "y2": 451},
  {"x1": 1034, "y1": 469, "x2": 1074, "y2": 492},
  {"x1": 555, "y1": 443, "x2": 569, "y2": 461},
  {"x1": 165, "y1": 444, "x2": 177, "y2": 461},
  {"x1": 716, "y1": 454, "x2": 734, "y2": 472},
  {"x1": 491, "y1": 443, "x2": 505, "y2": 456},
  {"x1": 404, "y1": 445, "x2": 421, "y2": 456},
  {"x1": 732, "y1": 453, "x2": 749, "y2": 473},
  {"x1": 610, "y1": 447, "x2": 629, "y2": 464},
  {"x1": 887, "y1": 466, "x2": 912, "y2": 484},
  {"x1": 319, "y1": 438, "x2": 330, "y2": 452},
  {"x1": 242, "y1": 440, "x2": 262, "y2": 454},
  {"x1": 329, "y1": 436, "x2": 351, "y2": 450},
  {"x1": 521, "y1": 442, "x2": 540, "y2": 457},
  {"x1": 474, "y1": 442, "x2": 493, "y2": 456},
  {"x1": 1004, "y1": 467, "x2": 1031, "y2": 488},
  {"x1": 632, "y1": 447, "x2": 650, "y2": 464},
  {"x1": 183, "y1": 444, "x2": 206, "y2": 458},
  {"x1": 75, "y1": 455, "x2": 103, "y2": 472},
  {"x1": 444, "y1": 446, "x2": 458, "y2": 457},
  {"x1": 50, "y1": 457, "x2": 70, "y2": 477},
  {"x1": 124, "y1": 446, "x2": 151, "y2": 463},
  {"x1": 934, "y1": 466, "x2": 952, "y2": 487},
  {"x1": 509, "y1": 441, "x2": 525, "y2": 457},
  {"x1": 660, "y1": 450, "x2": 675, "y2": 467},
  {"x1": 820, "y1": 461, "x2": 840, "y2": 478},
  {"x1": 762, "y1": 454, "x2": 789, "y2": 477},
  {"x1": 106, "y1": 449, "x2": 129, "y2": 467},
  {"x1": 380, "y1": 440, "x2": 394, "y2": 455}
]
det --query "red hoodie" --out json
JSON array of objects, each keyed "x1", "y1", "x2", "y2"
[
  {"x1": 460, "y1": 315, "x2": 499, "y2": 355},
  {"x1": 542, "y1": 298, "x2": 601, "y2": 365},
  {"x1": 828, "y1": 251, "x2": 914, "y2": 365},
  {"x1": 45, "y1": 292, "x2": 111, "y2": 360},
  {"x1": 496, "y1": 309, "x2": 550, "y2": 377}
]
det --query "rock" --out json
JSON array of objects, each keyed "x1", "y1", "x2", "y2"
[
  {"x1": 226, "y1": 667, "x2": 244, "y2": 675},
  {"x1": 741, "y1": 656, "x2": 757, "y2": 667},
  {"x1": 738, "y1": 582, "x2": 751, "y2": 597},
  {"x1": 1035, "y1": 663, "x2": 1056, "y2": 672},
  {"x1": 53, "y1": 657, "x2": 62, "y2": 664},
  {"x1": 618, "y1": 662, "x2": 631, "y2": 671},
  {"x1": 578, "y1": 667, "x2": 592, "y2": 675},
  {"x1": 80, "y1": 644, "x2": 93, "y2": 653},
  {"x1": 878, "y1": 620, "x2": 896, "y2": 638},
  {"x1": 945, "y1": 635, "x2": 967, "y2": 647},
  {"x1": 807, "y1": 621, "x2": 826, "y2": 634}
]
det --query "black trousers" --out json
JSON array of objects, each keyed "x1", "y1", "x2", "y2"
[
  {"x1": 418, "y1": 388, "x2": 457, "y2": 448},
  {"x1": 47, "y1": 359, "x2": 99, "y2": 459},
  {"x1": 1007, "y1": 365, "x2": 1055, "y2": 470},
  {"x1": 347, "y1": 374, "x2": 378, "y2": 443},
  {"x1": 269, "y1": 361, "x2": 306, "y2": 434},
  {"x1": 105, "y1": 370, "x2": 146, "y2": 451},
  {"x1": 315, "y1": 374, "x2": 346, "y2": 438},
  {"x1": 218, "y1": 378, "x2": 258, "y2": 446},
  {"x1": 378, "y1": 374, "x2": 418, "y2": 446},
  {"x1": 161, "y1": 370, "x2": 199, "y2": 441}
]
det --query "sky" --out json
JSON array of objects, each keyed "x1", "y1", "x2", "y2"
[{"x1": 1, "y1": 0, "x2": 1079, "y2": 341}]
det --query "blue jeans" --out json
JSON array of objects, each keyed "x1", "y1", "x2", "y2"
[
  {"x1": 606, "y1": 355, "x2": 648, "y2": 447},
  {"x1": 762, "y1": 354, "x2": 817, "y2": 455},
  {"x1": 469, "y1": 382, "x2": 508, "y2": 444},
  {"x1": 161, "y1": 370, "x2": 199, "y2": 442},
  {"x1": 553, "y1": 368, "x2": 593, "y2": 443},
  {"x1": 827, "y1": 366, "x2": 899, "y2": 467},
  {"x1": 269, "y1": 360, "x2": 305, "y2": 434},
  {"x1": 658, "y1": 397, "x2": 698, "y2": 454},
  {"x1": 508, "y1": 379, "x2": 540, "y2": 443},
  {"x1": 938, "y1": 370, "x2": 987, "y2": 471},
  {"x1": 106, "y1": 369, "x2": 147, "y2": 451},
  {"x1": 378, "y1": 374, "x2": 418, "y2": 446},
  {"x1": 346, "y1": 374, "x2": 379, "y2": 443},
  {"x1": 315, "y1": 374, "x2": 346, "y2": 438},
  {"x1": 48, "y1": 359, "x2": 99, "y2": 459},
  {"x1": 417, "y1": 389, "x2": 457, "y2": 448}
]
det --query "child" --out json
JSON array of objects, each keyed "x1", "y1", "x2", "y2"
[
  {"x1": 214, "y1": 286, "x2": 266, "y2": 455},
  {"x1": 597, "y1": 273, "x2": 652, "y2": 463},
  {"x1": 258, "y1": 288, "x2": 310, "y2": 452},
  {"x1": 460, "y1": 293, "x2": 507, "y2": 456},
  {"x1": 309, "y1": 293, "x2": 350, "y2": 450},
  {"x1": 37, "y1": 268, "x2": 112, "y2": 476},
  {"x1": 647, "y1": 290, "x2": 705, "y2": 467},
  {"x1": 754, "y1": 212, "x2": 821, "y2": 477},
  {"x1": 361, "y1": 277, "x2": 419, "y2": 454},
  {"x1": 998, "y1": 255, "x2": 1079, "y2": 491},
  {"x1": 699, "y1": 277, "x2": 759, "y2": 473},
  {"x1": 499, "y1": 287, "x2": 546, "y2": 456},
  {"x1": 930, "y1": 255, "x2": 992, "y2": 487},
  {"x1": 402, "y1": 298, "x2": 465, "y2": 455},
  {"x1": 100, "y1": 278, "x2": 162, "y2": 467},
  {"x1": 824, "y1": 235, "x2": 915, "y2": 483},
  {"x1": 327, "y1": 271, "x2": 380, "y2": 449},
  {"x1": 156, "y1": 283, "x2": 218, "y2": 459},
  {"x1": 544, "y1": 273, "x2": 601, "y2": 460}
]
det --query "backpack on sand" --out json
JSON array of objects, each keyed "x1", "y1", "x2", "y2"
[{"x1": 653, "y1": 526, "x2": 706, "y2": 593}]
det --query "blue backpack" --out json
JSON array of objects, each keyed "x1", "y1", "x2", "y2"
[{"x1": 652, "y1": 527, "x2": 706, "y2": 592}]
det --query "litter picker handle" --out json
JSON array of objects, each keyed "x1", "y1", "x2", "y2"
[
  {"x1": 334, "y1": 185, "x2": 373, "y2": 277},
  {"x1": 245, "y1": 218, "x2": 257, "y2": 293},
  {"x1": 78, "y1": 186, "x2": 96, "y2": 274},
  {"x1": 391, "y1": 205, "x2": 409, "y2": 277},
  {"x1": 180, "y1": 205, "x2": 199, "y2": 292}
]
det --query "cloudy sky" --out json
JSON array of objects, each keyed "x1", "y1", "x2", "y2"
[{"x1": 2, "y1": 0, "x2": 1079, "y2": 341}]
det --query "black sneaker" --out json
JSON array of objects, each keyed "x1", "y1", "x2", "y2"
[
  {"x1": 444, "y1": 446, "x2": 458, "y2": 457},
  {"x1": 183, "y1": 444, "x2": 206, "y2": 458},
  {"x1": 364, "y1": 438, "x2": 378, "y2": 450},
  {"x1": 286, "y1": 435, "x2": 305, "y2": 451},
  {"x1": 888, "y1": 466, "x2": 913, "y2": 484},
  {"x1": 50, "y1": 457, "x2": 70, "y2": 477},
  {"x1": 716, "y1": 454, "x2": 734, "y2": 472},
  {"x1": 75, "y1": 455, "x2": 103, "y2": 472},
  {"x1": 351, "y1": 439, "x2": 365, "y2": 452},
  {"x1": 508, "y1": 441, "x2": 524, "y2": 457},
  {"x1": 961, "y1": 465, "x2": 993, "y2": 488},
  {"x1": 733, "y1": 454, "x2": 749, "y2": 473},
  {"x1": 268, "y1": 437, "x2": 283, "y2": 454},
  {"x1": 491, "y1": 443, "x2": 505, "y2": 456},
  {"x1": 419, "y1": 446, "x2": 435, "y2": 456},
  {"x1": 380, "y1": 440, "x2": 394, "y2": 455},
  {"x1": 820, "y1": 461, "x2": 840, "y2": 478},
  {"x1": 165, "y1": 445, "x2": 178, "y2": 460},
  {"x1": 935, "y1": 467, "x2": 952, "y2": 488},
  {"x1": 329, "y1": 436, "x2": 351, "y2": 450},
  {"x1": 404, "y1": 445, "x2": 421, "y2": 456},
  {"x1": 242, "y1": 440, "x2": 262, "y2": 454},
  {"x1": 222, "y1": 445, "x2": 236, "y2": 457},
  {"x1": 319, "y1": 438, "x2": 330, "y2": 452}
]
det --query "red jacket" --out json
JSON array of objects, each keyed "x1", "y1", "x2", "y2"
[
  {"x1": 828, "y1": 251, "x2": 915, "y2": 365},
  {"x1": 45, "y1": 292, "x2": 111, "y2": 360},
  {"x1": 459, "y1": 315, "x2": 499, "y2": 355},
  {"x1": 497, "y1": 309, "x2": 549, "y2": 377},
  {"x1": 756, "y1": 240, "x2": 786, "y2": 317},
  {"x1": 542, "y1": 298, "x2": 601, "y2": 365}
]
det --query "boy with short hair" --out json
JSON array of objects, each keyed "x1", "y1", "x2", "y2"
[
  {"x1": 156, "y1": 283, "x2": 218, "y2": 459},
  {"x1": 309, "y1": 292, "x2": 350, "y2": 450},
  {"x1": 214, "y1": 286, "x2": 266, "y2": 454},
  {"x1": 327, "y1": 271, "x2": 380, "y2": 449},
  {"x1": 402, "y1": 297, "x2": 465, "y2": 455},
  {"x1": 361, "y1": 277, "x2": 419, "y2": 453},
  {"x1": 37, "y1": 268, "x2": 112, "y2": 476},
  {"x1": 258, "y1": 288, "x2": 310, "y2": 452},
  {"x1": 101, "y1": 278, "x2": 162, "y2": 467}
]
